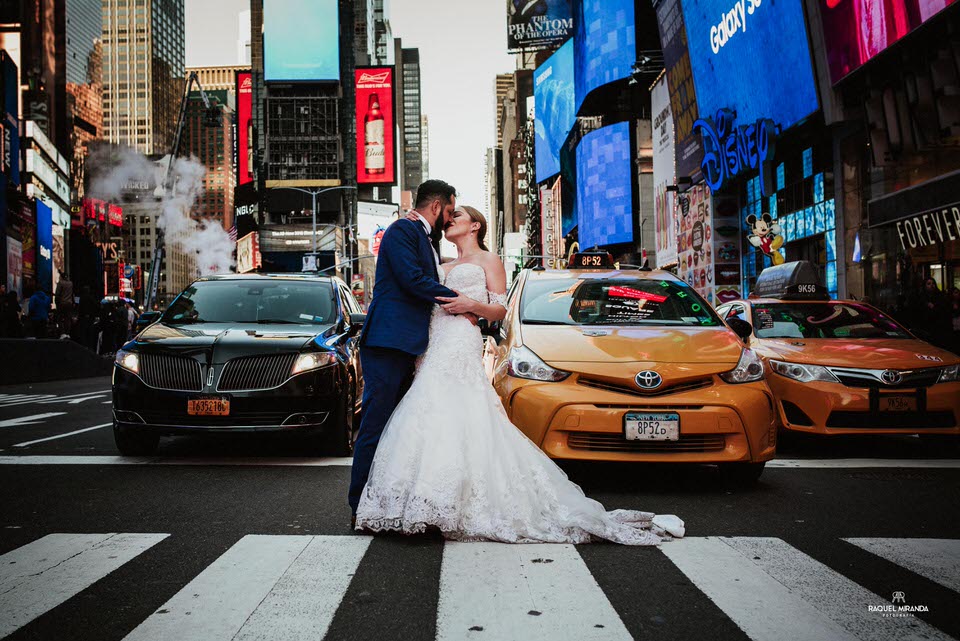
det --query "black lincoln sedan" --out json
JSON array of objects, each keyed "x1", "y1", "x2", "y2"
[{"x1": 112, "y1": 274, "x2": 364, "y2": 456}]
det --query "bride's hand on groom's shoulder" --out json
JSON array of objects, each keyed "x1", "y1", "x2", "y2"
[{"x1": 403, "y1": 210, "x2": 419, "y2": 223}]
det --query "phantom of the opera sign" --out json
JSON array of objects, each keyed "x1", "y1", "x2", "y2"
[{"x1": 507, "y1": 0, "x2": 573, "y2": 53}]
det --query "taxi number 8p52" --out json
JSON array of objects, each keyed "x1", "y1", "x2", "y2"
[{"x1": 624, "y1": 412, "x2": 680, "y2": 441}]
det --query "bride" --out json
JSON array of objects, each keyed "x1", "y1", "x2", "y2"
[{"x1": 354, "y1": 205, "x2": 684, "y2": 545}]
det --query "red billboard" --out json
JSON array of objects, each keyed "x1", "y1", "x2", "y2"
[
  {"x1": 820, "y1": 0, "x2": 958, "y2": 83},
  {"x1": 236, "y1": 71, "x2": 254, "y2": 185},
  {"x1": 355, "y1": 67, "x2": 395, "y2": 185},
  {"x1": 108, "y1": 204, "x2": 123, "y2": 227}
]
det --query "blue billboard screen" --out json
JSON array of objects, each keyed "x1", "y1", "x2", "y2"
[
  {"x1": 534, "y1": 39, "x2": 575, "y2": 184},
  {"x1": 576, "y1": 122, "x2": 633, "y2": 248},
  {"x1": 574, "y1": 0, "x2": 635, "y2": 110},
  {"x1": 36, "y1": 199, "x2": 53, "y2": 294},
  {"x1": 680, "y1": 0, "x2": 817, "y2": 131},
  {"x1": 264, "y1": 0, "x2": 340, "y2": 82}
]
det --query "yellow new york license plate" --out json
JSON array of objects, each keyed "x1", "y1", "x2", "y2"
[{"x1": 187, "y1": 398, "x2": 230, "y2": 416}]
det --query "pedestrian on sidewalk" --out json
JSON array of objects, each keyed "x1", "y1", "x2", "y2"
[
  {"x1": 125, "y1": 302, "x2": 139, "y2": 341},
  {"x1": 0, "y1": 289, "x2": 23, "y2": 338},
  {"x1": 27, "y1": 284, "x2": 52, "y2": 339},
  {"x1": 55, "y1": 270, "x2": 75, "y2": 338}
]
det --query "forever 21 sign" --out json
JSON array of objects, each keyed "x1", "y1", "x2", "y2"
[{"x1": 894, "y1": 205, "x2": 960, "y2": 251}]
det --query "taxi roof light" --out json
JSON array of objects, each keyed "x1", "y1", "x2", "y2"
[{"x1": 752, "y1": 261, "x2": 830, "y2": 301}]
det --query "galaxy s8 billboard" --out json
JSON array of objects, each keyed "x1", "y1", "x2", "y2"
[
  {"x1": 534, "y1": 39, "x2": 574, "y2": 184},
  {"x1": 681, "y1": 0, "x2": 818, "y2": 132},
  {"x1": 264, "y1": 0, "x2": 339, "y2": 82},
  {"x1": 576, "y1": 122, "x2": 634, "y2": 248}
]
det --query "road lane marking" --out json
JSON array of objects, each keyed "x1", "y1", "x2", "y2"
[
  {"x1": 123, "y1": 534, "x2": 371, "y2": 641},
  {"x1": 662, "y1": 537, "x2": 952, "y2": 641},
  {"x1": 0, "y1": 533, "x2": 169, "y2": 638},
  {"x1": 0, "y1": 390, "x2": 111, "y2": 408},
  {"x1": 0, "y1": 456, "x2": 355, "y2": 466},
  {"x1": 437, "y1": 542, "x2": 631, "y2": 641},
  {"x1": 845, "y1": 538, "x2": 960, "y2": 593},
  {"x1": 12, "y1": 423, "x2": 113, "y2": 448},
  {"x1": 768, "y1": 459, "x2": 960, "y2": 469},
  {"x1": 0, "y1": 412, "x2": 67, "y2": 427}
]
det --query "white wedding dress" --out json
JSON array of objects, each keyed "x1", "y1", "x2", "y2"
[{"x1": 355, "y1": 263, "x2": 684, "y2": 545}]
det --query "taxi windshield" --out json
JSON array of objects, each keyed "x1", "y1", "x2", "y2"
[
  {"x1": 752, "y1": 302, "x2": 911, "y2": 339},
  {"x1": 163, "y1": 280, "x2": 336, "y2": 325},
  {"x1": 520, "y1": 277, "x2": 722, "y2": 326}
]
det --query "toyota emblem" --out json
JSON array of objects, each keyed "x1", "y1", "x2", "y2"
[
  {"x1": 880, "y1": 370, "x2": 902, "y2": 385},
  {"x1": 635, "y1": 370, "x2": 663, "y2": 389}
]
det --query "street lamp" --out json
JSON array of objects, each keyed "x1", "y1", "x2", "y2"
[{"x1": 267, "y1": 185, "x2": 358, "y2": 257}]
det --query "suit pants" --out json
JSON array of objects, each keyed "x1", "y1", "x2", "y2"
[{"x1": 348, "y1": 345, "x2": 417, "y2": 513}]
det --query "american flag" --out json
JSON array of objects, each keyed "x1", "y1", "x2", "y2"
[{"x1": 227, "y1": 224, "x2": 238, "y2": 242}]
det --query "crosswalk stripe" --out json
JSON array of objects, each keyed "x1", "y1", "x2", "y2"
[
  {"x1": 123, "y1": 534, "x2": 371, "y2": 641},
  {"x1": 844, "y1": 538, "x2": 960, "y2": 594},
  {"x1": 720, "y1": 537, "x2": 953, "y2": 641},
  {"x1": 0, "y1": 532, "x2": 169, "y2": 638},
  {"x1": 436, "y1": 542, "x2": 631, "y2": 641}
]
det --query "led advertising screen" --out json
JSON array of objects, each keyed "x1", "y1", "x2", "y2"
[
  {"x1": 574, "y1": 0, "x2": 636, "y2": 110},
  {"x1": 655, "y1": 0, "x2": 702, "y2": 180},
  {"x1": 652, "y1": 75, "x2": 678, "y2": 268},
  {"x1": 36, "y1": 199, "x2": 52, "y2": 294},
  {"x1": 263, "y1": 0, "x2": 339, "y2": 82},
  {"x1": 507, "y1": 0, "x2": 574, "y2": 52},
  {"x1": 534, "y1": 39, "x2": 575, "y2": 184},
  {"x1": 236, "y1": 71, "x2": 253, "y2": 185},
  {"x1": 680, "y1": 0, "x2": 819, "y2": 132},
  {"x1": 820, "y1": 0, "x2": 957, "y2": 83},
  {"x1": 355, "y1": 67, "x2": 396, "y2": 186},
  {"x1": 576, "y1": 122, "x2": 634, "y2": 248}
]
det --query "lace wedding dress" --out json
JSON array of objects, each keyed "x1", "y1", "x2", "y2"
[{"x1": 354, "y1": 262, "x2": 684, "y2": 545}]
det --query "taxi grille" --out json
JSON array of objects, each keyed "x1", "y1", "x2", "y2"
[
  {"x1": 827, "y1": 367, "x2": 942, "y2": 389},
  {"x1": 218, "y1": 353, "x2": 298, "y2": 392},
  {"x1": 567, "y1": 432, "x2": 726, "y2": 453},
  {"x1": 578, "y1": 377, "x2": 713, "y2": 397},
  {"x1": 826, "y1": 411, "x2": 955, "y2": 429},
  {"x1": 139, "y1": 353, "x2": 204, "y2": 392}
]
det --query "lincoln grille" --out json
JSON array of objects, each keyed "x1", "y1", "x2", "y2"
[
  {"x1": 218, "y1": 353, "x2": 299, "y2": 392},
  {"x1": 139, "y1": 353, "x2": 203, "y2": 392},
  {"x1": 567, "y1": 432, "x2": 726, "y2": 453}
]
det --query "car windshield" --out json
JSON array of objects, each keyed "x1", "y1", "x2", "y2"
[
  {"x1": 519, "y1": 277, "x2": 722, "y2": 326},
  {"x1": 752, "y1": 302, "x2": 911, "y2": 339},
  {"x1": 162, "y1": 280, "x2": 336, "y2": 325}
]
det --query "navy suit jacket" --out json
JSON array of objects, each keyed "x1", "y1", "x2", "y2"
[{"x1": 361, "y1": 218, "x2": 457, "y2": 355}]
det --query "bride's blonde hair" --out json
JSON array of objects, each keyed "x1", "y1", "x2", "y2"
[{"x1": 455, "y1": 205, "x2": 489, "y2": 251}]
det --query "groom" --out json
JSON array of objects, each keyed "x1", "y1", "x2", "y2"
[{"x1": 348, "y1": 179, "x2": 463, "y2": 521}]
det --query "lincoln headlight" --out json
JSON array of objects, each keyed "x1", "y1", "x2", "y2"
[
  {"x1": 291, "y1": 352, "x2": 338, "y2": 375},
  {"x1": 115, "y1": 349, "x2": 140, "y2": 374}
]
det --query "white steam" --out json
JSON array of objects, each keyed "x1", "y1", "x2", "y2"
[{"x1": 88, "y1": 145, "x2": 235, "y2": 276}]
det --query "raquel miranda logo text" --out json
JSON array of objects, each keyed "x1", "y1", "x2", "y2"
[{"x1": 867, "y1": 592, "x2": 929, "y2": 618}]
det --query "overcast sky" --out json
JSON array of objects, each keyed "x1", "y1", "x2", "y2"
[{"x1": 185, "y1": 0, "x2": 515, "y2": 213}]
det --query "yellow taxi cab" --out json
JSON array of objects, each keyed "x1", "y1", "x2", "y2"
[
  {"x1": 716, "y1": 261, "x2": 960, "y2": 438},
  {"x1": 483, "y1": 252, "x2": 778, "y2": 484}
]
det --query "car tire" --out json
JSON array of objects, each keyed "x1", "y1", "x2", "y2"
[
  {"x1": 309, "y1": 390, "x2": 354, "y2": 457},
  {"x1": 113, "y1": 422, "x2": 160, "y2": 456},
  {"x1": 720, "y1": 461, "x2": 765, "y2": 486}
]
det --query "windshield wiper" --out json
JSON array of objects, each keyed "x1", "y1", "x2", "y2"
[
  {"x1": 254, "y1": 319, "x2": 303, "y2": 324},
  {"x1": 521, "y1": 319, "x2": 566, "y2": 325}
]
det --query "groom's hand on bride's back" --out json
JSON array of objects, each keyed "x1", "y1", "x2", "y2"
[{"x1": 438, "y1": 291, "x2": 479, "y2": 316}]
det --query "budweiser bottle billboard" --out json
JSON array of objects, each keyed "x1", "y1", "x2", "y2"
[{"x1": 364, "y1": 93, "x2": 385, "y2": 175}]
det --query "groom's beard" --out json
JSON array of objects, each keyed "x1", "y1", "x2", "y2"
[{"x1": 431, "y1": 217, "x2": 445, "y2": 245}]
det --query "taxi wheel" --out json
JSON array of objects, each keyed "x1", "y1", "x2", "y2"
[
  {"x1": 113, "y1": 422, "x2": 159, "y2": 456},
  {"x1": 720, "y1": 462, "x2": 765, "y2": 486}
]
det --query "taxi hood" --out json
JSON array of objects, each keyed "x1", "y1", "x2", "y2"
[
  {"x1": 756, "y1": 338, "x2": 960, "y2": 368},
  {"x1": 519, "y1": 324, "x2": 744, "y2": 364}
]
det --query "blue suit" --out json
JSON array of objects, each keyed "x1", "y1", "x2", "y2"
[{"x1": 349, "y1": 218, "x2": 457, "y2": 513}]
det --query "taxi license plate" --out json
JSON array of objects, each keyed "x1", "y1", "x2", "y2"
[
  {"x1": 187, "y1": 397, "x2": 230, "y2": 416},
  {"x1": 881, "y1": 396, "x2": 916, "y2": 412},
  {"x1": 624, "y1": 412, "x2": 680, "y2": 441}
]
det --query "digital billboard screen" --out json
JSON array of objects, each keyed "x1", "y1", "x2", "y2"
[
  {"x1": 36, "y1": 199, "x2": 52, "y2": 294},
  {"x1": 534, "y1": 39, "x2": 574, "y2": 184},
  {"x1": 355, "y1": 67, "x2": 396, "y2": 186},
  {"x1": 680, "y1": 0, "x2": 818, "y2": 131},
  {"x1": 574, "y1": 0, "x2": 636, "y2": 110},
  {"x1": 263, "y1": 0, "x2": 339, "y2": 82},
  {"x1": 655, "y1": 0, "x2": 702, "y2": 180},
  {"x1": 507, "y1": 0, "x2": 574, "y2": 52},
  {"x1": 576, "y1": 121, "x2": 633, "y2": 248},
  {"x1": 820, "y1": 0, "x2": 957, "y2": 83},
  {"x1": 236, "y1": 71, "x2": 253, "y2": 185}
]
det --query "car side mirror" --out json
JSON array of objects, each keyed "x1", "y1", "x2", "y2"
[
  {"x1": 135, "y1": 310, "x2": 161, "y2": 332},
  {"x1": 726, "y1": 317, "x2": 753, "y2": 342},
  {"x1": 347, "y1": 313, "x2": 366, "y2": 337}
]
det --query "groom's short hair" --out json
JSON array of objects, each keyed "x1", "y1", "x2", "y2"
[{"x1": 415, "y1": 180, "x2": 457, "y2": 209}]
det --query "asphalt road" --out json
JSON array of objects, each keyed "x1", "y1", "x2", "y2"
[{"x1": 1, "y1": 376, "x2": 958, "y2": 641}]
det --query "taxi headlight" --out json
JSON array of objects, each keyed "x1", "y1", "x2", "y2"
[
  {"x1": 938, "y1": 364, "x2": 959, "y2": 383},
  {"x1": 115, "y1": 349, "x2": 139, "y2": 374},
  {"x1": 507, "y1": 346, "x2": 570, "y2": 382},
  {"x1": 719, "y1": 348, "x2": 765, "y2": 384},
  {"x1": 292, "y1": 352, "x2": 338, "y2": 375},
  {"x1": 769, "y1": 359, "x2": 839, "y2": 383}
]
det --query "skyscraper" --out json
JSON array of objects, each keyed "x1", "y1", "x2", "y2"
[
  {"x1": 101, "y1": 0, "x2": 185, "y2": 155},
  {"x1": 495, "y1": 73, "x2": 513, "y2": 148},
  {"x1": 63, "y1": 0, "x2": 103, "y2": 201},
  {"x1": 399, "y1": 46, "x2": 422, "y2": 192},
  {"x1": 184, "y1": 89, "x2": 234, "y2": 232},
  {"x1": 421, "y1": 114, "x2": 429, "y2": 181}
]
